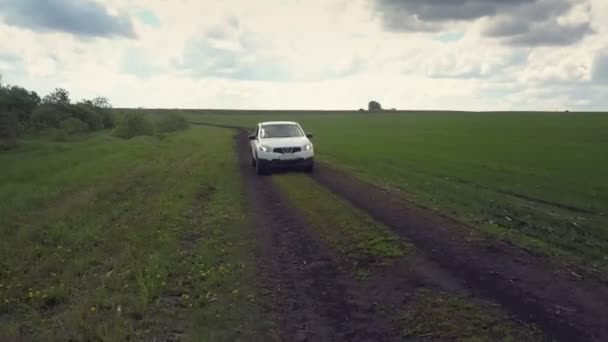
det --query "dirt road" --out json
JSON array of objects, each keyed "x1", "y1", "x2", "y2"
[
  {"x1": 312, "y1": 165, "x2": 608, "y2": 342},
  {"x1": 237, "y1": 132, "x2": 402, "y2": 341},
  {"x1": 233, "y1": 129, "x2": 608, "y2": 342}
]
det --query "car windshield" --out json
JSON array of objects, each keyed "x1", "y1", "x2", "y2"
[{"x1": 260, "y1": 124, "x2": 304, "y2": 138}]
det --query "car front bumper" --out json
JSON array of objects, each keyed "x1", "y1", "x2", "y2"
[
  {"x1": 258, "y1": 155, "x2": 314, "y2": 169},
  {"x1": 258, "y1": 148, "x2": 313, "y2": 161}
]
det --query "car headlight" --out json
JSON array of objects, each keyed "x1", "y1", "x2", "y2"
[
  {"x1": 304, "y1": 143, "x2": 313, "y2": 151},
  {"x1": 259, "y1": 145, "x2": 272, "y2": 152}
]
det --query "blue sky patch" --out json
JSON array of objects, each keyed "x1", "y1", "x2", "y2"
[
  {"x1": 122, "y1": 49, "x2": 159, "y2": 78},
  {"x1": 133, "y1": 8, "x2": 161, "y2": 28},
  {"x1": 435, "y1": 31, "x2": 464, "y2": 43}
]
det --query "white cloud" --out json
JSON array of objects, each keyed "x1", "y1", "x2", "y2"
[{"x1": 0, "y1": 0, "x2": 606, "y2": 110}]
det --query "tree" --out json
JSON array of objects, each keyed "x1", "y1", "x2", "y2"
[
  {"x1": 0, "y1": 85, "x2": 40, "y2": 123},
  {"x1": 0, "y1": 75, "x2": 117, "y2": 146},
  {"x1": 368, "y1": 101, "x2": 383, "y2": 112},
  {"x1": 31, "y1": 104, "x2": 71, "y2": 128},
  {"x1": 70, "y1": 104, "x2": 102, "y2": 130},
  {"x1": 78, "y1": 97, "x2": 113, "y2": 129},
  {"x1": 100, "y1": 111, "x2": 114, "y2": 129},
  {"x1": 91, "y1": 97, "x2": 111, "y2": 109},
  {"x1": 0, "y1": 76, "x2": 40, "y2": 139},
  {"x1": 0, "y1": 111, "x2": 18, "y2": 150},
  {"x1": 60, "y1": 117, "x2": 88, "y2": 135},
  {"x1": 79, "y1": 96, "x2": 111, "y2": 109},
  {"x1": 42, "y1": 88, "x2": 71, "y2": 106}
]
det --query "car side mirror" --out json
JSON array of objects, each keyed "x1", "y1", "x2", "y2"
[
  {"x1": 248, "y1": 134, "x2": 256, "y2": 140},
  {"x1": 306, "y1": 133, "x2": 313, "y2": 138}
]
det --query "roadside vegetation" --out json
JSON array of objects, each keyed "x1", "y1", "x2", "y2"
[
  {"x1": 184, "y1": 110, "x2": 608, "y2": 275},
  {"x1": 273, "y1": 173, "x2": 411, "y2": 278},
  {"x1": 113, "y1": 112, "x2": 188, "y2": 140},
  {"x1": 0, "y1": 77, "x2": 188, "y2": 149},
  {"x1": 0, "y1": 126, "x2": 268, "y2": 340},
  {"x1": 0, "y1": 79, "x2": 114, "y2": 148},
  {"x1": 398, "y1": 289, "x2": 541, "y2": 341}
]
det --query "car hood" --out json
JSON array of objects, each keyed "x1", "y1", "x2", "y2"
[{"x1": 259, "y1": 136, "x2": 310, "y2": 148}]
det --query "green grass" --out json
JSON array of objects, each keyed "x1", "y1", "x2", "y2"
[
  {"x1": 273, "y1": 173, "x2": 411, "y2": 278},
  {"x1": 398, "y1": 289, "x2": 541, "y2": 341},
  {"x1": 168, "y1": 109, "x2": 608, "y2": 273},
  {"x1": 0, "y1": 126, "x2": 269, "y2": 341}
]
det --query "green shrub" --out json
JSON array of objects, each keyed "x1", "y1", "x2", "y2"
[
  {"x1": 155, "y1": 113, "x2": 188, "y2": 133},
  {"x1": 42, "y1": 88, "x2": 70, "y2": 106},
  {"x1": 113, "y1": 112, "x2": 154, "y2": 139},
  {"x1": 49, "y1": 128, "x2": 69, "y2": 142},
  {"x1": 101, "y1": 111, "x2": 114, "y2": 128},
  {"x1": 78, "y1": 97, "x2": 113, "y2": 129},
  {"x1": 0, "y1": 85, "x2": 40, "y2": 125},
  {"x1": 0, "y1": 110, "x2": 18, "y2": 150},
  {"x1": 59, "y1": 117, "x2": 88, "y2": 135},
  {"x1": 31, "y1": 104, "x2": 70, "y2": 128},
  {"x1": 70, "y1": 104, "x2": 103, "y2": 131},
  {"x1": 1, "y1": 80, "x2": 113, "y2": 143}
]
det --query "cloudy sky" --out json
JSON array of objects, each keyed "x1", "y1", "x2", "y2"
[{"x1": 0, "y1": 0, "x2": 606, "y2": 110}]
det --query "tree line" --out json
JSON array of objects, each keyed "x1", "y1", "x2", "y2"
[{"x1": 1, "y1": 75, "x2": 113, "y2": 150}]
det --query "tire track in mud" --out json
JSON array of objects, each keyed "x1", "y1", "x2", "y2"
[
  {"x1": 310, "y1": 163, "x2": 608, "y2": 342},
  {"x1": 235, "y1": 132, "x2": 398, "y2": 341}
]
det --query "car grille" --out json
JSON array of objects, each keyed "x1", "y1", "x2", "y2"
[
  {"x1": 271, "y1": 158, "x2": 305, "y2": 166},
  {"x1": 273, "y1": 147, "x2": 302, "y2": 154}
]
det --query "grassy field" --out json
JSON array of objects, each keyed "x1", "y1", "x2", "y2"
[
  {"x1": 4, "y1": 109, "x2": 604, "y2": 339},
  {"x1": 169, "y1": 109, "x2": 608, "y2": 272},
  {"x1": 0, "y1": 126, "x2": 269, "y2": 341}
]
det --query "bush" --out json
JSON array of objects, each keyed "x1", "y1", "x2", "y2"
[
  {"x1": 59, "y1": 117, "x2": 88, "y2": 135},
  {"x1": 113, "y1": 112, "x2": 153, "y2": 139},
  {"x1": 155, "y1": 114, "x2": 188, "y2": 133},
  {"x1": 0, "y1": 85, "x2": 40, "y2": 124},
  {"x1": 101, "y1": 111, "x2": 114, "y2": 129},
  {"x1": 79, "y1": 97, "x2": 113, "y2": 129},
  {"x1": 0, "y1": 111, "x2": 18, "y2": 150},
  {"x1": 368, "y1": 100, "x2": 383, "y2": 111},
  {"x1": 0, "y1": 78, "x2": 114, "y2": 145},
  {"x1": 49, "y1": 128, "x2": 69, "y2": 142},
  {"x1": 70, "y1": 104, "x2": 103, "y2": 131},
  {"x1": 42, "y1": 88, "x2": 70, "y2": 106},
  {"x1": 31, "y1": 104, "x2": 70, "y2": 128}
]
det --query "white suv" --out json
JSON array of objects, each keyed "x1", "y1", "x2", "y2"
[{"x1": 249, "y1": 121, "x2": 314, "y2": 174}]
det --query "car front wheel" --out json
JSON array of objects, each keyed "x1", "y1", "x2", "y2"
[
  {"x1": 255, "y1": 157, "x2": 268, "y2": 175},
  {"x1": 303, "y1": 162, "x2": 314, "y2": 173}
]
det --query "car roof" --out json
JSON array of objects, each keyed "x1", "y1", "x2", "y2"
[{"x1": 259, "y1": 121, "x2": 299, "y2": 126}]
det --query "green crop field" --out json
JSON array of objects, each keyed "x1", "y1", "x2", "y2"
[
  {"x1": 0, "y1": 126, "x2": 269, "y2": 341},
  {"x1": 172, "y1": 109, "x2": 608, "y2": 272},
  {"x1": 3, "y1": 109, "x2": 607, "y2": 339}
]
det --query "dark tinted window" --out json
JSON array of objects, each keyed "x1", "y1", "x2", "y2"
[{"x1": 260, "y1": 124, "x2": 304, "y2": 138}]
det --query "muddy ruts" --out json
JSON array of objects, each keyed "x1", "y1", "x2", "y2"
[
  {"x1": 234, "y1": 131, "x2": 398, "y2": 341},
  {"x1": 311, "y1": 163, "x2": 608, "y2": 342}
]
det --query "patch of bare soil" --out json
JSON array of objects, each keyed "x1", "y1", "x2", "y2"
[{"x1": 311, "y1": 163, "x2": 608, "y2": 342}]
